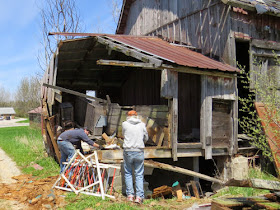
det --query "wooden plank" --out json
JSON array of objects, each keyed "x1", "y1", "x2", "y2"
[
  {"x1": 43, "y1": 83, "x2": 105, "y2": 103},
  {"x1": 47, "y1": 54, "x2": 55, "y2": 105},
  {"x1": 225, "y1": 178, "x2": 280, "y2": 191},
  {"x1": 51, "y1": 50, "x2": 59, "y2": 105},
  {"x1": 102, "y1": 133, "x2": 113, "y2": 145},
  {"x1": 157, "y1": 128, "x2": 165, "y2": 147},
  {"x1": 177, "y1": 143, "x2": 203, "y2": 149},
  {"x1": 96, "y1": 59, "x2": 156, "y2": 68},
  {"x1": 190, "y1": 180, "x2": 200, "y2": 199},
  {"x1": 144, "y1": 160, "x2": 224, "y2": 184},
  {"x1": 46, "y1": 120, "x2": 61, "y2": 162},
  {"x1": 161, "y1": 69, "x2": 179, "y2": 99},
  {"x1": 54, "y1": 92, "x2": 62, "y2": 103}
]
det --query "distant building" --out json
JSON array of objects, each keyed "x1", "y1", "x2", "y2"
[
  {"x1": 28, "y1": 107, "x2": 42, "y2": 124},
  {"x1": 0, "y1": 107, "x2": 16, "y2": 119}
]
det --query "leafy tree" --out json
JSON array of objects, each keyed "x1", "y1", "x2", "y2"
[{"x1": 238, "y1": 54, "x2": 280, "y2": 162}]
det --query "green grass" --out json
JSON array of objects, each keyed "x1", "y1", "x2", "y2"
[
  {"x1": 212, "y1": 167, "x2": 278, "y2": 198},
  {"x1": 64, "y1": 193, "x2": 140, "y2": 210},
  {"x1": 0, "y1": 126, "x2": 59, "y2": 177},
  {"x1": 16, "y1": 118, "x2": 29, "y2": 123}
]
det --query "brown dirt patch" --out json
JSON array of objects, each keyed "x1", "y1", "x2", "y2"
[{"x1": 0, "y1": 174, "x2": 67, "y2": 209}]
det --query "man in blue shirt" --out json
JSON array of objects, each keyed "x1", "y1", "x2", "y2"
[{"x1": 57, "y1": 127, "x2": 100, "y2": 172}]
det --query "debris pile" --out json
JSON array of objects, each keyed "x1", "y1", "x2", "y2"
[{"x1": 0, "y1": 174, "x2": 66, "y2": 209}]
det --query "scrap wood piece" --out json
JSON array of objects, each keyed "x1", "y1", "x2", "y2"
[
  {"x1": 152, "y1": 185, "x2": 173, "y2": 198},
  {"x1": 254, "y1": 201, "x2": 280, "y2": 210},
  {"x1": 190, "y1": 180, "x2": 200, "y2": 199},
  {"x1": 225, "y1": 178, "x2": 280, "y2": 191},
  {"x1": 102, "y1": 133, "x2": 114, "y2": 145},
  {"x1": 144, "y1": 160, "x2": 225, "y2": 184},
  {"x1": 211, "y1": 198, "x2": 250, "y2": 209},
  {"x1": 146, "y1": 118, "x2": 166, "y2": 147}
]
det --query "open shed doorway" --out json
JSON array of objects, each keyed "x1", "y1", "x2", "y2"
[{"x1": 235, "y1": 40, "x2": 252, "y2": 133}]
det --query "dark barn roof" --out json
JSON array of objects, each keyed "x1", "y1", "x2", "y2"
[{"x1": 50, "y1": 32, "x2": 238, "y2": 91}]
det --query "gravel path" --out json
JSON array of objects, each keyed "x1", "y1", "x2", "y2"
[
  {"x1": 0, "y1": 120, "x2": 28, "y2": 209},
  {"x1": 0, "y1": 148, "x2": 22, "y2": 184},
  {"x1": 0, "y1": 118, "x2": 29, "y2": 128}
]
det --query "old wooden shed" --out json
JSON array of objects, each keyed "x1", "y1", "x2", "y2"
[{"x1": 41, "y1": 33, "x2": 239, "y2": 168}]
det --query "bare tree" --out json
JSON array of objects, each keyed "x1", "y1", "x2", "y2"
[
  {"x1": 0, "y1": 86, "x2": 11, "y2": 107},
  {"x1": 14, "y1": 76, "x2": 41, "y2": 117},
  {"x1": 38, "y1": 0, "x2": 84, "y2": 71},
  {"x1": 110, "y1": 0, "x2": 122, "y2": 24}
]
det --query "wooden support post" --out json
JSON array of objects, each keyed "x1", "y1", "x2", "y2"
[
  {"x1": 46, "y1": 120, "x2": 61, "y2": 162},
  {"x1": 193, "y1": 157, "x2": 199, "y2": 182},
  {"x1": 171, "y1": 98, "x2": 178, "y2": 161}
]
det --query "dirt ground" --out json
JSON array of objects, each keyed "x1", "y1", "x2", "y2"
[{"x1": 0, "y1": 120, "x2": 67, "y2": 210}]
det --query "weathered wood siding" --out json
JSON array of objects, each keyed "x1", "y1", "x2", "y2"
[
  {"x1": 121, "y1": 70, "x2": 167, "y2": 105},
  {"x1": 123, "y1": 0, "x2": 280, "y2": 64},
  {"x1": 200, "y1": 75, "x2": 237, "y2": 159}
]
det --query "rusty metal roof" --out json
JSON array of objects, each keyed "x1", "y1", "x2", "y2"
[
  {"x1": 28, "y1": 107, "x2": 42, "y2": 114},
  {"x1": 51, "y1": 32, "x2": 239, "y2": 73},
  {"x1": 224, "y1": 0, "x2": 280, "y2": 16},
  {"x1": 255, "y1": 102, "x2": 280, "y2": 176},
  {"x1": 105, "y1": 35, "x2": 238, "y2": 72}
]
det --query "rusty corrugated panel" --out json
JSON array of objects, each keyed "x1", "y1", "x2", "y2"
[
  {"x1": 255, "y1": 102, "x2": 280, "y2": 176},
  {"x1": 52, "y1": 32, "x2": 239, "y2": 73},
  {"x1": 105, "y1": 35, "x2": 238, "y2": 72},
  {"x1": 224, "y1": 0, "x2": 280, "y2": 15}
]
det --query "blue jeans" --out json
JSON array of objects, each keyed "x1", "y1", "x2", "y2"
[
  {"x1": 123, "y1": 150, "x2": 144, "y2": 198},
  {"x1": 57, "y1": 140, "x2": 75, "y2": 173}
]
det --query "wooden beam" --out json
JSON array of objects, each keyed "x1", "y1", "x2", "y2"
[
  {"x1": 43, "y1": 83, "x2": 106, "y2": 103},
  {"x1": 252, "y1": 39, "x2": 280, "y2": 51},
  {"x1": 225, "y1": 178, "x2": 280, "y2": 191},
  {"x1": 96, "y1": 36, "x2": 163, "y2": 67},
  {"x1": 177, "y1": 143, "x2": 202, "y2": 149},
  {"x1": 97, "y1": 59, "x2": 156, "y2": 68},
  {"x1": 144, "y1": 160, "x2": 225, "y2": 184}
]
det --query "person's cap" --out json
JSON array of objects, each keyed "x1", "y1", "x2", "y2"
[
  {"x1": 84, "y1": 127, "x2": 92, "y2": 134},
  {"x1": 127, "y1": 110, "x2": 137, "y2": 116}
]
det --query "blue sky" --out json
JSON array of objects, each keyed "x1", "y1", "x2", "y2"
[{"x1": 0, "y1": 0, "x2": 118, "y2": 95}]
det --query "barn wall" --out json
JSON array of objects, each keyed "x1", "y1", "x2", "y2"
[
  {"x1": 120, "y1": 70, "x2": 167, "y2": 106},
  {"x1": 123, "y1": 0, "x2": 280, "y2": 63}
]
